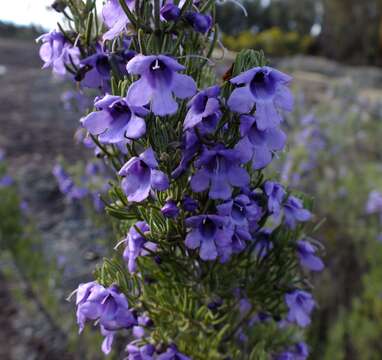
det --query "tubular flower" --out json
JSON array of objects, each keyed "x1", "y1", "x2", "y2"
[
  {"x1": 184, "y1": 85, "x2": 221, "y2": 130},
  {"x1": 81, "y1": 94, "x2": 148, "y2": 144},
  {"x1": 37, "y1": 30, "x2": 80, "y2": 75},
  {"x1": 119, "y1": 148, "x2": 169, "y2": 202},
  {"x1": 285, "y1": 290, "x2": 315, "y2": 328},
  {"x1": 190, "y1": 145, "x2": 249, "y2": 200},
  {"x1": 123, "y1": 221, "x2": 157, "y2": 273},
  {"x1": 297, "y1": 240, "x2": 324, "y2": 272},
  {"x1": 185, "y1": 215, "x2": 233, "y2": 261},
  {"x1": 126, "y1": 55, "x2": 197, "y2": 116},
  {"x1": 228, "y1": 66, "x2": 293, "y2": 130},
  {"x1": 237, "y1": 114, "x2": 286, "y2": 170},
  {"x1": 102, "y1": 0, "x2": 134, "y2": 40}
]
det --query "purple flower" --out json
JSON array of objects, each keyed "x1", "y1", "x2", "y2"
[
  {"x1": 285, "y1": 290, "x2": 315, "y2": 328},
  {"x1": 119, "y1": 148, "x2": 169, "y2": 202},
  {"x1": 81, "y1": 94, "x2": 148, "y2": 144},
  {"x1": 160, "y1": 3, "x2": 181, "y2": 22},
  {"x1": 0, "y1": 175, "x2": 13, "y2": 188},
  {"x1": 157, "y1": 344, "x2": 191, "y2": 360},
  {"x1": 228, "y1": 66, "x2": 293, "y2": 130},
  {"x1": 182, "y1": 196, "x2": 199, "y2": 212},
  {"x1": 297, "y1": 240, "x2": 324, "y2": 272},
  {"x1": 366, "y1": 190, "x2": 382, "y2": 214},
  {"x1": 123, "y1": 221, "x2": 157, "y2": 273},
  {"x1": 190, "y1": 145, "x2": 249, "y2": 200},
  {"x1": 37, "y1": 30, "x2": 80, "y2": 75},
  {"x1": 217, "y1": 194, "x2": 262, "y2": 252},
  {"x1": 184, "y1": 85, "x2": 221, "y2": 130},
  {"x1": 283, "y1": 196, "x2": 311, "y2": 229},
  {"x1": 185, "y1": 12, "x2": 212, "y2": 33},
  {"x1": 79, "y1": 49, "x2": 112, "y2": 90},
  {"x1": 161, "y1": 200, "x2": 180, "y2": 218},
  {"x1": 236, "y1": 114, "x2": 286, "y2": 170},
  {"x1": 126, "y1": 55, "x2": 196, "y2": 116},
  {"x1": 275, "y1": 342, "x2": 309, "y2": 360},
  {"x1": 102, "y1": 0, "x2": 134, "y2": 40},
  {"x1": 126, "y1": 343, "x2": 156, "y2": 359},
  {"x1": 264, "y1": 181, "x2": 286, "y2": 217},
  {"x1": 75, "y1": 283, "x2": 137, "y2": 335},
  {"x1": 253, "y1": 229, "x2": 273, "y2": 259},
  {"x1": 185, "y1": 215, "x2": 233, "y2": 261}
]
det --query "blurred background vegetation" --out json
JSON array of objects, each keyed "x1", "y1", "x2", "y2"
[
  {"x1": 217, "y1": 0, "x2": 382, "y2": 65},
  {"x1": 1, "y1": 0, "x2": 382, "y2": 359}
]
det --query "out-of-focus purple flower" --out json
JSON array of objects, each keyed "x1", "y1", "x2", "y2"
[
  {"x1": 37, "y1": 30, "x2": 80, "y2": 75},
  {"x1": 184, "y1": 85, "x2": 221, "y2": 131},
  {"x1": 123, "y1": 221, "x2": 157, "y2": 273},
  {"x1": 285, "y1": 290, "x2": 315, "y2": 328},
  {"x1": 283, "y1": 196, "x2": 311, "y2": 229},
  {"x1": 253, "y1": 229, "x2": 273, "y2": 259},
  {"x1": 102, "y1": 0, "x2": 134, "y2": 40},
  {"x1": 264, "y1": 181, "x2": 286, "y2": 217},
  {"x1": 161, "y1": 200, "x2": 180, "y2": 218},
  {"x1": 185, "y1": 12, "x2": 212, "y2": 33},
  {"x1": 236, "y1": 114, "x2": 286, "y2": 170},
  {"x1": 366, "y1": 190, "x2": 382, "y2": 214},
  {"x1": 126, "y1": 55, "x2": 196, "y2": 116},
  {"x1": 297, "y1": 240, "x2": 324, "y2": 272},
  {"x1": 0, "y1": 175, "x2": 13, "y2": 188},
  {"x1": 81, "y1": 94, "x2": 148, "y2": 144},
  {"x1": 228, "y1": 66, "x2": 293, "y2": 130},
  {"x1": 119, "y1": 148, "x2": 169, "y2": 202},
  {"x1": 185, "y1": 215, "x2": 233, "y2": 261},
  {"x1": 75, "y1": 283, "x2": 137, "y2": 335},
  {"x1": 160, "y1": 3, "x2": 181, "y2": 22},
  {"x1": 126, "y1": 343, "x2": 156, "y2": 359},
  {"x1": 157, "y1": 344, "x2": 191, "y2": 360},
  {"x1": 0, "y1": 149, "x2": 5, "y2": 161},
  {"x1": 275, "y1": 342, "x2": 309, "y2": 360},
  {"x1": 182, "y1": 195, "x2": 199, "y2": 212},
  {"x1": 191, "y1": 145, "x2": 249, "y2": 200}
]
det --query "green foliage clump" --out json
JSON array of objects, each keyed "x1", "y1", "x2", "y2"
[{"x1": 223, "y1": 27, "x2": 315, "y2": 57}]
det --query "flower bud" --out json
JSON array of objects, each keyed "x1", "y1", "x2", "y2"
[
  {"x1": 186, "y1": 12, "x2": 212, "y2": 34},
  {"x1": 160, "y1": 3, "x2": 181, "y2": 22},
  {"x1": 161, "y1": 200, "x2": 180, "y2": 218}
]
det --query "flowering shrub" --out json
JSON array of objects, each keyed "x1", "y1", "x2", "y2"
[{"x1": 38, "y1": 1, "x2": 322, "y2": 358}]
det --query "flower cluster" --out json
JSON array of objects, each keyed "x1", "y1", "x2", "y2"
[{"x1": 39, "y1": 0, "x2": 323, "y2": 358}]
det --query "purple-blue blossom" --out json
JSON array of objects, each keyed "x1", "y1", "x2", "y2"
[
  {"x1": 228, "y1": 66, "x2": 293, "y2": 130},
  {"x1": 285, "y1": 290, "x2": 315, "y2": 328},
  {"x1": 297, "y1": 240, "x2": 324, "y2": 272},
  {"x1": 283, "y1": 196, "x2": 311, "y2": 229},
  {"x1": 160, "y1": 3, "x2": 181, "y2": 22},
  {"x1": 190, "y1": 145, "x2": 249, "y2": 200},
  {"x1": 118, "y1": 148, "x2": 169, "y2": 202},
  {"x1": 123, "y1": 221, "x2": 157, "y2": 273},
  {"x1": 185, "y1": 215, "x2": 233, "y2": 261},
  {"x1": 81, "y1": 94, "x2": 148, "y2": 143},
  {"x1": 102, "y1": 0, "x2": 134, "y2": 40},
  {"x1": 184, "y1": 85, "x2": 221, "y2": 130},
  {"x1": 37, "y1": 30, "x2": 80, "y2": 75},
  {"x1": 126, "y1": 54, "x2": 196, "y2": 116},
  {"x1": 236, "y1": 114, "x2": 286, "y2": 170},
  {"x1": 185, "y1": 12, "x2": 212, "y2": 33},
  {"x1": 264, "y1": 181, "x2": 286, "y2": 217},
  {"x1": 126, "y1": 343, "x2": 156, "y2": 359},
  {"x1": 161, "y1": 200, "x2": 180, "y2": 218}
]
